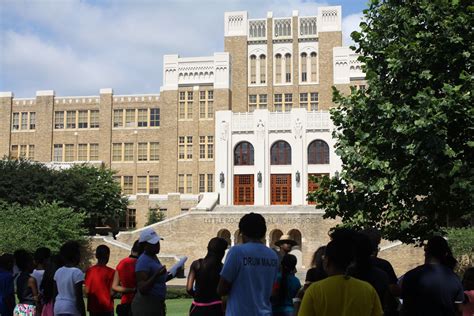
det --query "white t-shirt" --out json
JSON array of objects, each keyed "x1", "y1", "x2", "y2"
[
  {"x1": 54, "y1": 267, "x2": 84, "y2": 316},
  {"x1": 32, "y1": 269, "x2": 44, "y2": 293}
]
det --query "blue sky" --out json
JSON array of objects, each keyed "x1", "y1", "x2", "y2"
[{"x1": 0, "y1": 0, "x2": 369, "y2": 97}]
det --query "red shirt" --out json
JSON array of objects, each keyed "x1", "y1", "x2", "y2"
[
  {"x1": 85, "y1": 265, "x2": 115, "y2": 312},
  {"x1": 115, "y1": 257, "x2": 137, "y2": 304}
]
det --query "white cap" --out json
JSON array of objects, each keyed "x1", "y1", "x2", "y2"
[{"x1": 139, "y1": 228, "x2": 163, "y2": 244}]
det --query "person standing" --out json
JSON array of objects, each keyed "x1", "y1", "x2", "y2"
[
  {"x1": 40, "y1": 255, "x2": 63, "y2": 316},
  {"x1": 14, "y1": 250, "x2": 39, "y2": 316},
  {"x1": 271, "y1": 254, "x2": 301, "y2": 316},
  {"x1": 54, "y1": 241, "x2": 86, "y2": 316},
  {"x1": 32, "y1": 247, "x2": 51, "y2": 295},
  {"x1": 275, "y1": 235, "x2": 297, "y2": 264},
  {"x1": 112, "y1": 240, "x2": 140, "y2": 316},
  {"x1": 217, "y1": 212, "x2": 279, "y2": 316},
  {"x1": 401, "y1": 236, "x2": 464, "y2": 316},
  {"x1": 131, "y1": 228, "x2": 168, "y2": 316},
  {"x1": 298, "y1": 238, "x2": 383, "y2": 316},
  {"x1": 0, "y1": 254, "x2": 15, "y2": 316},
  {"x1": 186, "y1": 237, "x2": 228, "y2": 316},
  {"x1": 84, "y1": 245, "x2": 115, "y2": 316}
]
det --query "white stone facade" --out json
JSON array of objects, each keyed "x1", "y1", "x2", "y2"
[{"x1": 215, "y1": 109, "x2": 342, "y2": 206}]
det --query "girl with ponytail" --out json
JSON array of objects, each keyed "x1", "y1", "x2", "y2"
[{"x1": 271, "y1": 254, "x2": 301, "y2": 316}]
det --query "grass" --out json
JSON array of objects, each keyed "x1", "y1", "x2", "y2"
[{"x1": 84, "y1": 298, "x2": 193, "y2": 316}]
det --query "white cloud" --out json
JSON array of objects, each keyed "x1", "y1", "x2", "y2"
[
  {"x1": 342, "y1": 12, "x2": 364, "y2": 46},
  {"x1": 0, "y1": 0, "x2": 364, "y2": 97}
]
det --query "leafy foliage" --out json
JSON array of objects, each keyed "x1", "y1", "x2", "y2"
[
  {"x1": 447, "y1": 227, "x2": 474, "y2": 273},
  {"x1": 0, "y1": 201, "x2": 86, "y2": 253},
  {"x1": 0, "y1": 159, "x2": 128, "y2": 231},
  {"x1": 309, "y1": 0, "x2": 474, "y2": 243},
  {"x1": 146, "y1": 208, "x2": 165, "y2": 226}
]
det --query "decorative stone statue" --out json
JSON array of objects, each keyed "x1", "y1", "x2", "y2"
[
  {"x1": 294, "y1": 117, "x2": 303, "y2": 139},
  {"x1": 220, "y1": 121, "x2": 229, "y2": 141}
]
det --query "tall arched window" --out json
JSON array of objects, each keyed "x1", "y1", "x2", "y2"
[
  {"x1": 285, "y1": 53, "x2": 292, "y2": 83},
  {"x1": 275, "y1": 54, "x2": 282, "y2": 83},
  {"x1": 250, "y1": 55, "x2": 257, "y2": 84},
  {"x1": 259, "y1": 54, "x2": 266, "y2": 84},
  {"x1": 234, "y1": 141, "x2": 254, "y2": 165},
  {"x1": 271, "y1": 141, "x2": 291, "y2": 165},
  {"x1": 308, "y1": 140, "x2": 329, "y2": 164},
  {"x1": 310, "y1": 52, "x2": 317, "y2": 82},
  {"x1": 301, "y1": 53, "x2": 307, "y2": 82}
]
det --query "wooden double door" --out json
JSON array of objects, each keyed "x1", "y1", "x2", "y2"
[
  {"x1": 234, "y1": 174, "x2": 254, "y2": 205},
  {"x1": 271, "y1": 174, "x2": 292, "y2": 205}
]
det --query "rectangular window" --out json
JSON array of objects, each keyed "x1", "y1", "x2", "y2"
[
  {"x1": 186, "y1": 174, "x2": 193, "y2": 193},
  {"x1": 150, "y1": 142, "x2": 159, "y2": 161},
  {"x1": 128, "y1": 209, "x2": 136, "y2": 228},
  {"x1": 300, "y1": 93, "x2": 308, "y2": 107},
  {"x1": 28, "y1": 145, "x2": 35, "y2": 160},
  {"x1": 64, "y1": 144, "x2": 75, "y2": 162},
  {"x1": 113, "y1": 110, "x2": 123, "y2": 128},
  {"x1": 310, "y1": 92, "x2": 319, "y2": 111},
  {"x1": 137, "y1": 176, "x2": 147, "y2": 193},
  {"x1": 12, "y1": 113, "x2": 19, "y2": 130},
  {"x1": 53, "y1": 144, "x2": 63, "y2": 162},
  {"x1": 112, "y1": 143, "x2": 122, "y2": 161},
  {"x1": 179, "y1": 101, "x2": 186, "y2": 120},
  {"x1": 66, "y1": 111, "x2": 76, "y2": 129},
  {"x1": 89, "y1": 144, "x2": 99, "y2": 160},
  {"x1": 10, "y1": 145, "x2": 18, "y2": 159},
  {"x1": 199, "y1": 174, "x2": 214, "y2": 192},
  {"x1": 29, "y1": 112, "x2": 36, "y2": 130},
  {"x1": 259, "y1": 94, "x2": 267, "y2": 109},
  {"x1": 123, "y1": 143, "x2": 134, "y2": 161},
  {"x1": 54, "y1": 111, "x2": 64, "y2": 129},
  {"x1": 186, "y1": 136, "x2": 193, "y2": 160},
  {"x1": 178, "y1": 136, "x2": 192, "y2": 160},
  {"x1": 150, "y1": 108, "x2": 160, "y2": 127},
  {"x1": 178, "y1": 174, "x2": 185, "y2": 194},
  {"x1": 21, "y1": 112, "x2": 28, "y2": 130},
  {"x1": 19, "y1": 145, "x2": 27, "y2": 158},
  {"x1": 90, "y1": 110, "x2": 99, "y2": 128},
  {"x1": 284, "y1": 93, "x2": 293, "y2": 112},
  {"x1": 123, "y1": 176, "x2": 134, "y2": 195},
  {"x1": 137, "y1": 109, "x2": 148, "y2": 127},
  {"x1": 207, "y1": 173, "x2": 214, "y2": 192},
  {"x1": 78, "y1": 111, "x2": 88, "y2": 129},
  {"x1": 137, "y1": 143, "x2": 148, "y2": 161},
  {"x1": 125, "y1": 109, "x2": 135, "y2": 127},
  {"x1": 274, "y1": 94, "x2": 283, "y2": 112},
  {"x1": 77, "y1": 144, "x2": 88, "y2": 161},
  {"x1": 149, "y1": 176, "x2": 159, "y2": 194},
  {"x1": 208, "y1": 136, "x2": 214, "y2": 159},
  {"x1": 249, "y1": 94, "x2": 257, "y2": 112},
  {"x1": 187, "y1": 92, "x2": 193, "y2": 119},
  {"x1": 199, "y1": 174, "x2": 206, "y2": 193}
]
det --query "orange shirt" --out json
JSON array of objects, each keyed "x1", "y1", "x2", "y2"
[{"x1": 85, "y1": 265, "x2": 115, "y2": 312}]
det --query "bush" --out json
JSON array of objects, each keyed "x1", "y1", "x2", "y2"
[
  {"x1": 166, "y1": 286, "x2": 192, "y2": 299},
  {"x1": 447, "y1": 227, "x2": 474, "y2": 274}
]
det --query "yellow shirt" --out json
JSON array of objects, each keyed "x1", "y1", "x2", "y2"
[{"x1": 298, "y1": 275, "x2": 383, "y2": 316}]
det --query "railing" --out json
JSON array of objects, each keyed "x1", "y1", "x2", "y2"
[
  {"x1": 307, "y1": 111, "x2": 331, "y2": 130},
  {"x1": 268, "y1": 112, "x2": 291, "y2": 131},
  {"x1": 232, "y1": 112, "x2": 254, "y2": 132}
]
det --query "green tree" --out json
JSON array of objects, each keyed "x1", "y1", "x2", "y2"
[
  {"x1": 309, "y1": 0, "x2": 474, "y2": 243},
  {"x1": 0, "y1": 201, "x2": 87, "y2": 253},
  {"x1": 146, "y1": 208, "x2": 165, "y2": 226}
]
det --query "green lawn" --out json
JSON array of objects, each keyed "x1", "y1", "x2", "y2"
[{"x1": 84, "y1": 298, "x2": 192, "y2": 316}]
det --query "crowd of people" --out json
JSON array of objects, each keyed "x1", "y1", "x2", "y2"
[{"x1": 0, "y1": 212, "x2": 472, "y2": 316}]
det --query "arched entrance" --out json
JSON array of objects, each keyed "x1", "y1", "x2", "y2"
[
  {"x1": 269, "y1": 229, "x2": 284, "y2": 250},
  {"x1": 288, "y1": 229, "x2": 303, "y2": 268}
]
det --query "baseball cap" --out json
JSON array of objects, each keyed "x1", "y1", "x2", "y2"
[{"x1": 139, "y1": 228, "x2": 163, "y2": 244}]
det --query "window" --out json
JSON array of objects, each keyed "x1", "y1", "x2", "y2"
[
  {"x1": 234, "y1": 141, "x2": 254, "y2": 165},
  {"x1": 28, "y1": 145, "x2": 34, "y2": 160},
  {"x1": 19, "y1": 145, "x2": 27, "y2": 158},
  {"x1": 137, "y1": 176, "x2": 147, "y2": 193},
  {"x1": 299, "y1": 92, "x2": 319, "y2": 110},
  {"x1": 78, "y1": 144, "x2": 88, "y2": 161},
  {"x1": 138, "y1": 143, "x2": 148, "y2": 161},
  {"x1": 149, "y1": 176, "x2": 159, "y2": 194},
  {"x1": 54, "y1": 112, "x2": 64, "y2": 129},
  {"x1": 66, "y1": 111, "x2": 76, "y2": 129},
  {"x1": 310, "y1": 52, "x2": 317, "y2": 82},
  {"x1": 150, "y1": 108, "x2": 160, "y2": 127},
  {"x1": 199, "y1": 90, "x2": 214, "y2": 119},
  {"x1": 308, "y1": 140, "x2": 329, "y2": 164},
  {"x1": 64, "y1": 144, "x2": 75, "y2": 162},
  {"x1": 274, "y1": 94, "x2": 283, "y2": 112},
  {"x1": 259, "y1": 94, "x2": 267, "y2": 109},
  {"x1": 178, "y1": 174, "x2": 193, "y2": 193},
  {"x1": 250, "y1": 55, "x2": 257, "y2": 84},
  {"x1": 186, "y1": 174, "x2": 192, "y2": 193},
  {"x1": 150, "y1": 142, "x2": 159, "y2": 161},
  {"x1": 259, "y1": 55, "x2": 266, "y2": 84},
  {"x1": 310, "y1": 92, "x2": 319, "y2": 111},
  {"x1": 249, "y1": 95, "x2": 257, "y2": 112},
  {"x1": 125, "y1": 109, "x2": 135, "y2": 127},
  {"x1": 124, "y1": 143, "x2": 134, "y2": 161},
  {"x1": 284, "y1": 94, "x2": 293, "y2": 111},
  {"x1": 123, "y1": 176, "x2": 134, "y2": 194},
  {"x1": 54, "y1": 144, "x2": 63, "y2": 162},
  {"x1": 89, "y1": 144, "x2": 99, "y2": 160},
  {"x1": 120, "y1": 208, "x2": 136, "y2": 229},
  {"x1": 12, "y1": 113, "x2": 19, "y2": 130},
  {"x1": 275, "y1": 54, "x2": 282, "y2": 83},
  {"x1": 179, "y1": 91, "x2": 193, "y2": 120},
  {"x1": 300, "y1": 93, "x2": 308, "y2": 107},
  {"x1": 29, "y1": 112, "x2": 36, "y2": 130},
  {"x1": 112, "y1": 143, "x2": 122, "y2": 161},
  {"x1": 271, "y1": 141, "x2": 291, "y2": 165},
  {"x1": 199, "y1": 136, "x2": 213, "y2": 159},
  {"x1": 199, "y1": 174, "x2": 205, "y2": 193},
  {"x1": 301, "y1": 53, "x2": 308, "y2": 82},
  {"x1": 21, "y1": 112, "x2": 28, "y2": 130},
  {"x1": 138, "y1": 109, "x2": 148, "y2": 127},
  {"x1": 285, "y1": 53, "x2": 292, "y2": 83},
  {"x1": 90, "y1": 110, "x2": 99, "y2": 128},
  {"x1": 199, "y1": 174, "x2": 214, "y2": 192},
  {"x1": 10, "y1": 145, "x2": 18, "y2": 159},
  {"x1": 113, "y1": 110, "x2": 123, "y2": 128},
  {"x1": 178, "y1": 174, "x2": 185, "y2": 193},
  {"x1": 78, "y1": 111, "x2": 88, "y2": 129},
  {"x1": 178, "y1": 136, "x2": 193, "y2": 160}
]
